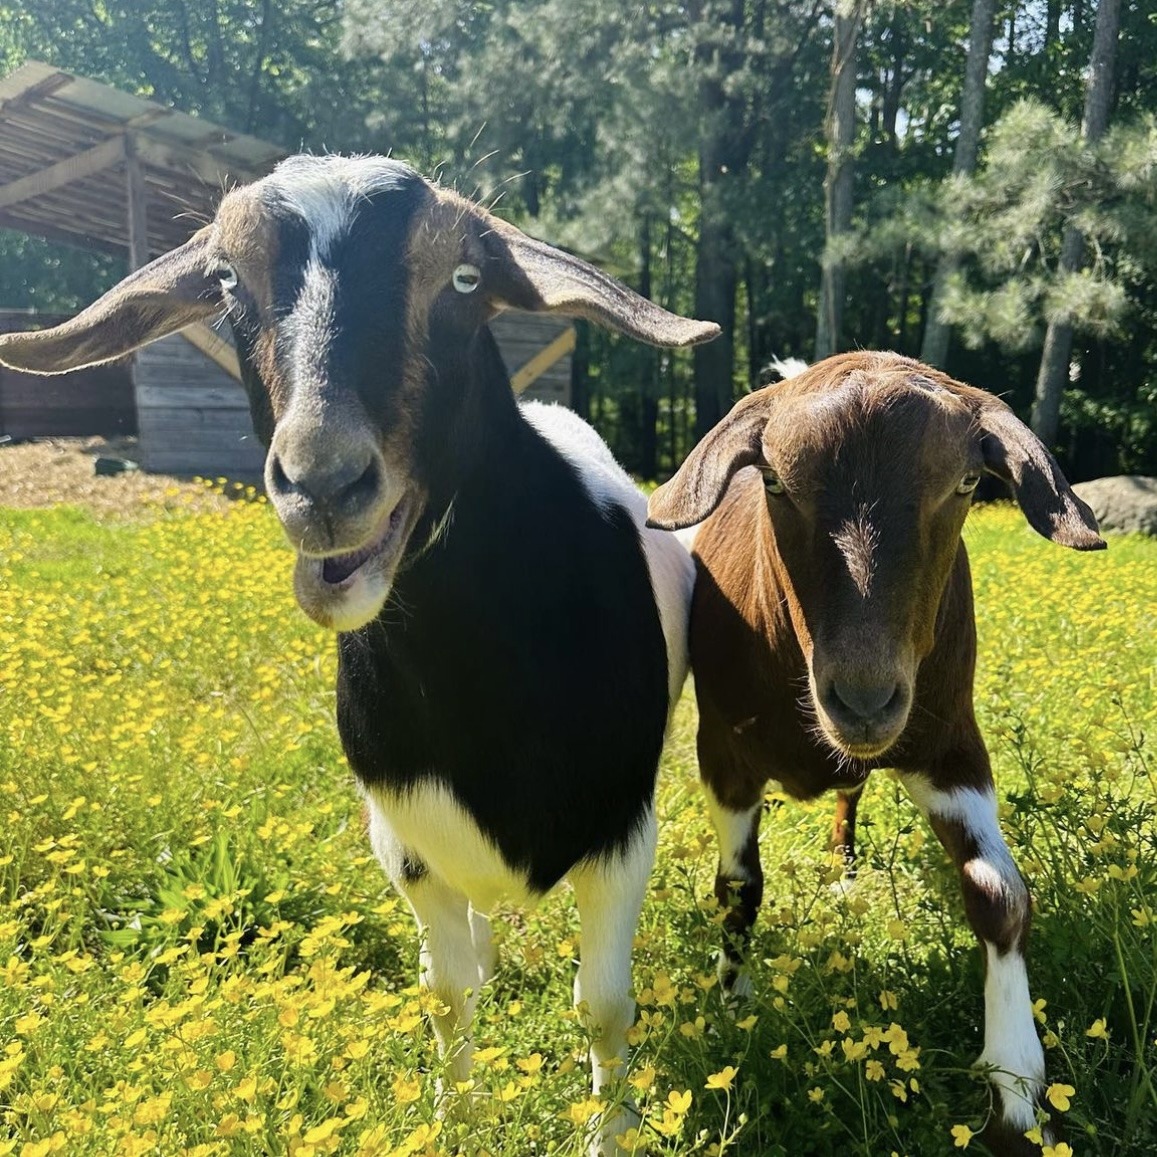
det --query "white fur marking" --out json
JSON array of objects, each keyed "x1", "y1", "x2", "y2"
[
  {"x1": 978, "y1": 942, "x2": 1045, "y2": 1130},
  {"x1": 569, "y1": 809, "x2": 656, "y2": 1156},
  {"x1": 521, "y1": 402, "x2": 694, "y2": 711},
  {"x1": 902, "y1": 779, "x2": 1020, "y2": 889},
  {"x1": 366, "y1": 782, "x2": 534, "y2": 914},
  {"x1": 701, "y1": 787, "x2": 759, "y2": 880},
  {"x1": 270, "y1": 154, "x2": 415, "y2": 259},
  {"x1": 768, "y1": 356, "x2": 809, "y2": 381},
  {"x1": 903, "y1": 778, "x2": 1042, "y2": 1127}
]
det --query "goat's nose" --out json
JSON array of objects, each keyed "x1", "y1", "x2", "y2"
[
  {"x1": 267, "y1": 444, "x2": 381, "y2": 519},
  {"x1": 827, "y1": 679, "x2": 903, "y2": 723}
]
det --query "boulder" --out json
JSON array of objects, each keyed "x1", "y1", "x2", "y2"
[{"x1": 1072, "y1": 475, "x2": 1157, "y2": 536}]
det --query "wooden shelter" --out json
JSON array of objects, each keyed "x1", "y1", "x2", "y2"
[{"x1": 0, "y1": 61, "x2": 573, "y2": 476}]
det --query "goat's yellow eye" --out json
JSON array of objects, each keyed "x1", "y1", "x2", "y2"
[
  {"x1": 452, "y1": 263, "x2": 481, "y2": 294},
  {"x1": 957, "y1": 473, "x2": 981, "y2": 495},
  {"x1": 762, "y1": 471, "x2": 785, "y2": 496}
]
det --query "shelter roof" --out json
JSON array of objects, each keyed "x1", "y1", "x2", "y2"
[{"x1": 0, "y1": 60, "x2": 285, "y2": 258}]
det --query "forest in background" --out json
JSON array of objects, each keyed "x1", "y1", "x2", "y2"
[{"x1": 1, "y1": 0, "x2": 1155, "y2": 482}]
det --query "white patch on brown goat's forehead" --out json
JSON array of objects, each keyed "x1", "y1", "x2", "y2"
[{"x1": 265, "y1": 154, "x2": 423, "y2": 258}]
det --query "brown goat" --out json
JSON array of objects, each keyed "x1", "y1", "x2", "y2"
[{"x1": 647, "y1": 352, "x2": 1104, "y2": 1155}]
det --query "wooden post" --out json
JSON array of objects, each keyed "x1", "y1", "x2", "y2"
[
  {"x1": 125, "y1": 133, "x2": 149, "y2": 270},
  {"x1": 125, "y1": 132, "x2": 150, "y2": 448}
]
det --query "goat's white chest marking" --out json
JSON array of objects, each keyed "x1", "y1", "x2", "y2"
[{"x1": 365, "y1": 781, "x2": 534, "y2": 913}]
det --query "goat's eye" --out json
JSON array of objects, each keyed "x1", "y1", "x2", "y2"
[
  {"x1": 762, "y1": 470, "x2": 785, "y2": 496},
  {"x1": 452, "y1": 263, "x2": 481, "y2": 294},
  {"x1": 217, "y1": 264, "x2": 239, "y2": 292},
  {"x1": 956, "y1": 473, "x2": 981, "y2": 495}
]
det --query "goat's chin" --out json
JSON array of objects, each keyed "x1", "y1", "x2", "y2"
[
  {"x1": 291, "y1": 495, "x2": 419, "y2": 632},
  {"x1": 294, "y1": 561, "x2": 394, "y2": 631},
  {"x1": 814, "y1": 712, "x2": 908, "y2": 762}
]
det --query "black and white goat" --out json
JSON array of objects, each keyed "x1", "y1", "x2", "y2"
[{"x1": 0, "y1": 155, "x2": 717, "y2": 1155}]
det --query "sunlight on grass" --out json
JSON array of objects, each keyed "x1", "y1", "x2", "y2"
[{"x1": 0, "y1": 498, "x2": 1153, "y2": 1155}]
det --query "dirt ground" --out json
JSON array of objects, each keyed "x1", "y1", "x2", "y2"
[{"x1": 0, "y1": 436, "x2": 235, "y2": 516}]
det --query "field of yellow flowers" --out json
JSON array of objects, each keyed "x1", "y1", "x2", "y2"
[{"x1": 0, "y1": 490, "x2": 1154, "y2": 1157}]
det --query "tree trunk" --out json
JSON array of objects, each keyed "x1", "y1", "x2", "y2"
[
  {"x1": 693, "y1": 202, "x2": 737, "y2": 438},
  {"x1": 920, "y1": 0, "x2": 997, "y2": 367},
  {"x1": 1031, "y1": 0, "x2": 1121, "y2": 444},
  {"x1": 639, "y1": 214, "x2": 659, "y2": 480},
  {"x1": 815, "y1": 3, "x2": 862, "y2": 360}
]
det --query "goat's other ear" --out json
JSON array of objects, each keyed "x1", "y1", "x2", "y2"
[
  {"x1": 978, "y1": 400, "x2": 1106, "y2": 551},
  {"x1": 647, "y1": 391, "x2": 770, "y2": 530},
  {"x1": 482, "y1": 219, "x2": 719, "y2": 348},
  {"x1": 0, "y1": 227, "x2": 222, "y2": 374}
]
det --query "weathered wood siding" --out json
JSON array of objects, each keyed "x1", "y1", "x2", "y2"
[
  {"x1": 134, "y1": 334, "x2": 263, "y2": 477},
  {"x1": 492, "y1": 313, "x2": 572, "y2": 407},
  {"x1": 135, "y1": 313, "x2": 573, "y2": 479},
  {"x1": 0, "y1": 312, "x2": 136, "y2": 438}
]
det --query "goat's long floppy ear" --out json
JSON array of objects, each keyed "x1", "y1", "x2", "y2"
[
  {"x1": 647, "y1": 391, "x2": 770, "y2": 529},
  {"x1": 977, "y1": 400, "x2": 1105, "y2": 550},
  {"x1": 483, "y1": 220, "x2": 719, "y2": 348},
  {"x1": 0, "y1": 227, "x2": 222, "y2": 374}
]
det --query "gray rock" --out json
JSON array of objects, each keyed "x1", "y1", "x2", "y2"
[
  {"x1": 1072, "y1": 475, "x2": 1157, "y2": 536},
  {"x1": 94, "y1": 456, "x2": 140, "y2": 477}
]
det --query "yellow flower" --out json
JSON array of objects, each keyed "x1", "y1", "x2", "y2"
[
  {"x1": 628, "y1": 1065, "x2": 655, "y2": 1092},
  {"x1": 705, "y1": 1065, "x2": 738, "y2": 1091},
  {"x1": 391, "y1": 1073, "x2": 421, "y2": 1104},
  {"x1": 1086, "y1": 1018, "x2": 1110, "y2": 1040},
  {"x1": 667, "y1": 1089, "x2": 692, "y2": 1114},
  {"x1": 832, "y1": 1010, "x2": 851, "y2": 1033},
  {"x1": 1042, "y1": 1145, "x2": 1074, "y2": 1157},
  {"x1": 1046, "y1": 1083, "x2": 1075, "y2": 1111},
  {"x1": 950, "y1": 1123, "x2": 974, "y2": 1148},
  {"x1": 807, "y1": 1087, "x2": 824, "y2": 1103}
]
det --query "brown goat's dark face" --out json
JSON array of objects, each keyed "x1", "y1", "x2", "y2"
[
  {"x1": 0, "y1": 154, "x2": 718, "y2": 633},
  {"x1": 758, "y1": 380, "x2": 981, "y2": 756},
  {"x1": 647, "y1": 352, "x2": 1106, "y2": 758}
]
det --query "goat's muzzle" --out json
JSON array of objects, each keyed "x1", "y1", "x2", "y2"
[
  {"x1": 265, "y1": 428, "x2": 418, "y2": 631},
  {"x1": 813, "y1": 670, "x2": 913, "y2": 758}
]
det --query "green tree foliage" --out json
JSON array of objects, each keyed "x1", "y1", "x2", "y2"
[{"x1": 2, "y1": 0, "x2": 1156, "y2": 476}]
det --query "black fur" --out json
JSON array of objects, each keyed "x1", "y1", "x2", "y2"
[{"x1": 337, "y1": 328, "x2": 670, "y2": 893}]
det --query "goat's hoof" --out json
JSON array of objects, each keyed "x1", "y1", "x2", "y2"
[
  {"x1": 589, "y1": 1103, "x2": 643, "y2": 1157},
  {"x1": 717, "y1": 954, "x2": 754, "y2": 1003}
]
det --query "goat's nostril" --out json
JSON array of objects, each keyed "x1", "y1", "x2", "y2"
[
  {"x1": 338, "y1": 458, "x2": 380, "y2": 508},
  {"x1": 829, "y1": 679, "x2": 902, "y2": 721},
  {"x1": 268, "y1": 453, "x2": 291, "y2": 496}
]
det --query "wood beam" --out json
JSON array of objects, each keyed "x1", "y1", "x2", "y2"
[
  {"x1": 0, "y1": 134, "x2": 125, "y2": 211},
  {"x1": 124, "y1": 133, "x2": 149, "y2": 269},
  {"x1": 181, "y1": 323, "x2": 241, "y2": 380},
  {"x1": 510, "y1": 326, "x2": 576, "y2": 393}
]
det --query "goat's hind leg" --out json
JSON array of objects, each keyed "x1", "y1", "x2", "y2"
[
  {"x1": 831, "y1": 785, "x2": 863, "y2": 881},
  {"x1": 902, "y1": 768, "x2": 1050, "y2": 1154},
  {"x1": 702, "y1": 778, "x2": 764, "y2": 997},
  {"x1": 569, "y1": 808, "x2": 657, "y2": 1157}
]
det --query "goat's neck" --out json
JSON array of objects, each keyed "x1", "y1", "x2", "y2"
[{"x1": 412, "y1": 322, "x2": 525, "y2": 531}]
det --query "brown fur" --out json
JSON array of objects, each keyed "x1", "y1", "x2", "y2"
[{"x1": 648, "y1": 352, "x2": 1104, "y2": 1151}]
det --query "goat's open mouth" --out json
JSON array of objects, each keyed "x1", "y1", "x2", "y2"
[{"x1": 317, "y1": 495, "x2": 413, "y2": 589}]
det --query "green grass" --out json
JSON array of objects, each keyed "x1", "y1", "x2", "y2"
[{"x1": 0, "y1": 499, "x2": 1153, "y2": 1156}]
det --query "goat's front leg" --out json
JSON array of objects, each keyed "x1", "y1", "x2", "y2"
[
  {"x1": 569, "y1": 808, "x2": 656, "y2": 1157},
  {"x1": 702, "y1": 776, "x2": 764, "y2": 996},
  {"x1": 365, "y1": 800, "x2": 482, "y2": 1094},
  {"x1": 902, "y1": 768, "x2": 1050, "y2": 1155}
]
